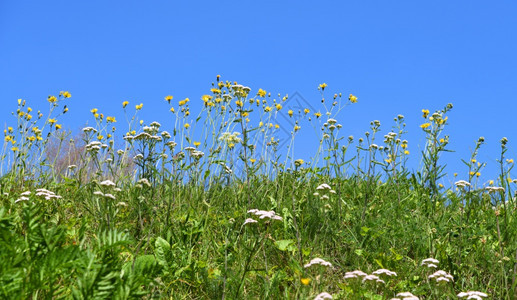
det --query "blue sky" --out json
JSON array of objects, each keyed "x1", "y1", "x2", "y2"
[{"x1": 1, "y1": 1, "x2": 517, "y2": 183}]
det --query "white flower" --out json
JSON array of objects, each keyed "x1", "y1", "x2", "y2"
[
  {"x1": 314, "y1": 292, "x2": 332, "y2": 300},
  {"x1": 316, "y1": 183, "x2": 332, "y2": 190},
  {"x1": 149, "y1": 121, "x2": 161, "y2": 128},
  {"x1": 94, "y1": 191, "x2": 104, "y2": 196},
  {"x1": 137, "y1": 178, "x2": 151, "y2": 187},
  {"x1": 428, "y1": 270, "x2": 453, "y2": 282},
  {"x1": 372, "y1": 268, "x2": 397, "y2": 276},
  {"x1": 82, "y1": 127, "x2": 97, "y2": 133},
  {"x1": 161, "y1": 131, "x2": 171, "y2": 139},
  {"x1": 344, "y1": 270, "x2": 367, "y2": 278},
  {"x1": 99, "y1": 180, "x2": 116, "y2": 187},
  {"x1": 455, "y1": 180, "x2": 471, "y2": 188},
  {"x1": 243, "y1": 218, "x2": 258, "y2": 225},
  {"x1": 457, "y1": 291, "x2": 488, "y2": 299},
  {"x1": 304, "y1": 258, "x2": 332, "y2": 268},
  {"x1": 421, "y1": 258, "x2": 439, "y2": 266},
  {"x1": 21, "y1": 191, "x2": 31, "y2": 196},
  {"x1": 247, "y1": 209, "x2": 282, "y2": 221},
  {"x1": 103, "y1": 193, "x2": 116, "y2": 200},
  {"x1": 485, "y1": 186, "x2": 505, "y2": 193},
  {"x1": 15, "y1": 196, "x2": 30, "y2": 203},
  {"x1": 327, "y1": 118, "x2": 337, "y2": 125}
]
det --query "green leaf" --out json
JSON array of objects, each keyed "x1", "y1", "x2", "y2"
[
  {"x1": 154, "y1": 237, "x2": 171, "y2": 268},
  {"x1": 274, "y1": 239, "x2": 295, "y2": 252}
]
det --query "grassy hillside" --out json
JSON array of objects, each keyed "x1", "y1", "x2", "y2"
[{"x1": 0, "y1": 81, "x2": 514, "y2": 299}]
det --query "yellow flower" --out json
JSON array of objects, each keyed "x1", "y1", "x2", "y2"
[
  {"x1": 304, "y1": 108, "x2": 310, "y2": 114},
  {"x1": 122, "y1": 101, "x2": 129, "y2": 108},
  {"x1": 454, "y1": 173, "x2": 458, "y2": 177},
  {"x1": 314, "y1": 112, "x2": 322, "y2": 118},
  {"x1": 165, "y1": 95, "x2": 173, "y2": 102},
  {"x1": 439, "y1": 138, "x2": 445, "y2": 143},
  {"x1": 139, "y1": 120, "x2": 144, "y2": 125},
  {"x1": 275, "y1": 104, "x2": 282, "y2": 110},
  {"x1": 49, "y1": 118, "x2": 57, "y2": 125},
  {"x1": 47, "y1": 95, "x2": 57, "y2": 103},
  {"x1": 264, "y1": 106, "x2": 271, "y2": 112},
  {"x1": 11, "y1": 147, "x2": 19, "y2": 152},
  {"x1": 257, "y1": 88, "x2": 267, "y2": 97},
  {"x1": 288, "y1": 110, "x2": 293, "y2": 117},
  {"x1": 130, "y1": 130, "x2": 136, "y2": 135},
  {"x1": 295, "y1": 159, "x2": 304, "y2": 166},
  {"x1": 4, "y1": 136, "x2": 12, "y2": 142},
  {"x1": 60, "y1": 91, "x2": 71, "y2": 98},
  {"x1": 194, "y1": 141, "x2": 201, "y2": 147},
  {"x1": 184, "y1": 123, "x2": 190, "y2": 129},
  {"x1": 94, "y1": 113, "x2": 99, "y2": 119},
  {"x1": 202, "y1": 95, "x2": 212, "y2": 102},
  {"x1": 27, "y1": 136, "x2": 36, "y2": 142},
  {"x1": 349, "y1": 94, "x2": 358, "y2": 103},
  {"x1": 294, "y1": 125, "x2": 301, "y2": 132},
  {"x1": 135, "y1": 103, "x2": 143, "y2": 110},
  {"x1": 55, "y1": 124, "x2": 62, "y2": 130},
  {"x1": 420, "y1": 123, "x2": 431, "y2": 129},
  {"x1": 235, "y1": 100, "x2": 243, "y2": 107},
  {"x1": 506, "y1": 159, "x2": 514, "y2": 164},
  {"x1": 469, "y1": 171, "x2": 475, "y2": 176},
  {"x1": 404, "y1": 150, "x2": 410, "y2": 155},
  {"x1": 422, "y1": 109, "x2": 430, "y2": 118},
  {"x1": 228, "y1": 143, "x2": 235, "y2": 149},
  {"x1": 210, "y1": 88, "x2": 221, "y2": 94},
  {"x1": 17, "y1": 99, "x2": 22, "y2": 105},
  {"x1": 170, "y1": 107, "x2": 175, "y2": 113},
  {"x1": 275, "y1": 124, "x2": 279, "y2": 129},
  {"x1": 301, "y1": 278, "x2": 311, "y2": 285},
  {"x1": 476, "y1": 172, "x2": 481, "y2": 177},
  {"x1": 471, "y1": 159, "x2": 476, "y2": 163},
  {"x1": 97, "y1": 135, "x2": 104, "y2": 140},
  {"x1": 259, "y1": 121, "x2": 263, "y2": 127},
  {"x1": 27, "y1": 107, "x2": 32, "y2": 113},
  {"x1": 489, "y1": 180, "x2": 494, "y2": 185},
  {"x1": 319, "y1": 83, "x2": 327, "y2": 90},
  {"x1": 7, "y1": 127, "x2": 13, "y2": 133},
  {"x1": 249, "y1": 158, "x2": 256, "y2": 163}
]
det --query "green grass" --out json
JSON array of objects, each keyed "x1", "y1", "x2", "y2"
[{"x1": 0, "y1": 82, "x2": 515, "y2": 299}]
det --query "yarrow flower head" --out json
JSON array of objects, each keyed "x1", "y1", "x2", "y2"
[
  {"x1": 455, "y1": 180, "x2": 471, "y2": 188},
  {"x1": 304, "y1": 258, "x2": 332, "y2": 268},
  {"x1": 314, "y1": 292, "x2": 332, "y2": 300},
  {"x1": 457, "y1": 291, "x2": 488, "y2": 299},
  {"x1": 247, "y1": 209, "x2": 283, "y2": 221},
  {"x1": 428, "y1": 270, "x2": 453, "y2": 283}
]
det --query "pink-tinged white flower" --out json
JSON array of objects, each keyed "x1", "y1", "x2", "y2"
[
  {"x1": 247, "y1": 209, "x2": 283, "y2": 221},
  {"x1": 362, "y1": 274, "x2": 385, "y2": 284},
  {"x1": 344, "y1": 270, "x2": 367, "y2": 279},
  {"x1": 35, "y1": 188, "x2": 62, "y2": 200},
  {"x1": 372, "y1": 268, "x2": 397, "y2": 277},
  {"x1": 243, "y1": 218, "x2": 258, "y2": 225},
  {"x1": 304, "y1": 258, "x2": 332, "y2": 268},
  {"x1": 314, "y1": 292, "x2": 332, "y2": 300},
  {"x1": 428, "y1": 270, "x2": 453, "y2": 282},
  {"x1": 391, "y1": 292, "x2": 419, "y2": 300},
  {"x1": 485, "y1": 186, "x2": 505, "y2": 193},
  {"x1": 21, "y1": 191, "x2": 31, "y2": 196},
  {"x1": 457, "y1": 291, "x2": 488, "y2": 299}
]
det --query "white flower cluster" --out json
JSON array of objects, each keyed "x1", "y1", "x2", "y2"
[
  {"x1": 314, "y1": 292, "x2": 332, "y2": 300},
  {"x1": 428, "y1": 270, "x2": 453, "y2": 283},
  {"x1": 343, "y1": 270, "x2": 367, "y2": 279},
  {"x1": 457, "y1": 291, "x2": 488, "y2": 299},
  {"x1": 485, "y1": 186, "x2": 505, "y2": 193},
  {"x1": 455, "y1": 180, "x2": 471, "y2": 188},
  {"x1": 314, "y1": 183, "x2": 336, "y2": 200},
  {"x1": 244, "y1": 209, "x2": 283, "y2": 225},
  {"x1": 372, "y1": 268, "x2": 397, "y2": 277},
  {"x1": 17, "y1": 188, "x2": 63, "y2": 203},
  {"x1": 85, "y1": 141, "x2": 106, "y2": 153},
  {"x1": 421, "y1": 257, "x2": 439, "y2": 269},
  {"x1": 343, "y1": 268, "x2": 396, "y2": 284},
  {"x1": 391, "y1": 292, "x2": 419, "y2": 300},
  {"x1": 304, "y1": 258, "x2": 332, "y2": 268},
  {"x1": 219, "y1": 132, "x2": 242, "y2": 144}
]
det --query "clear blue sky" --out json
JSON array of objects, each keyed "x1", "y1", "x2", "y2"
[{"x1": 1, "y1": 1, "x2": 517, "y2": 184}]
